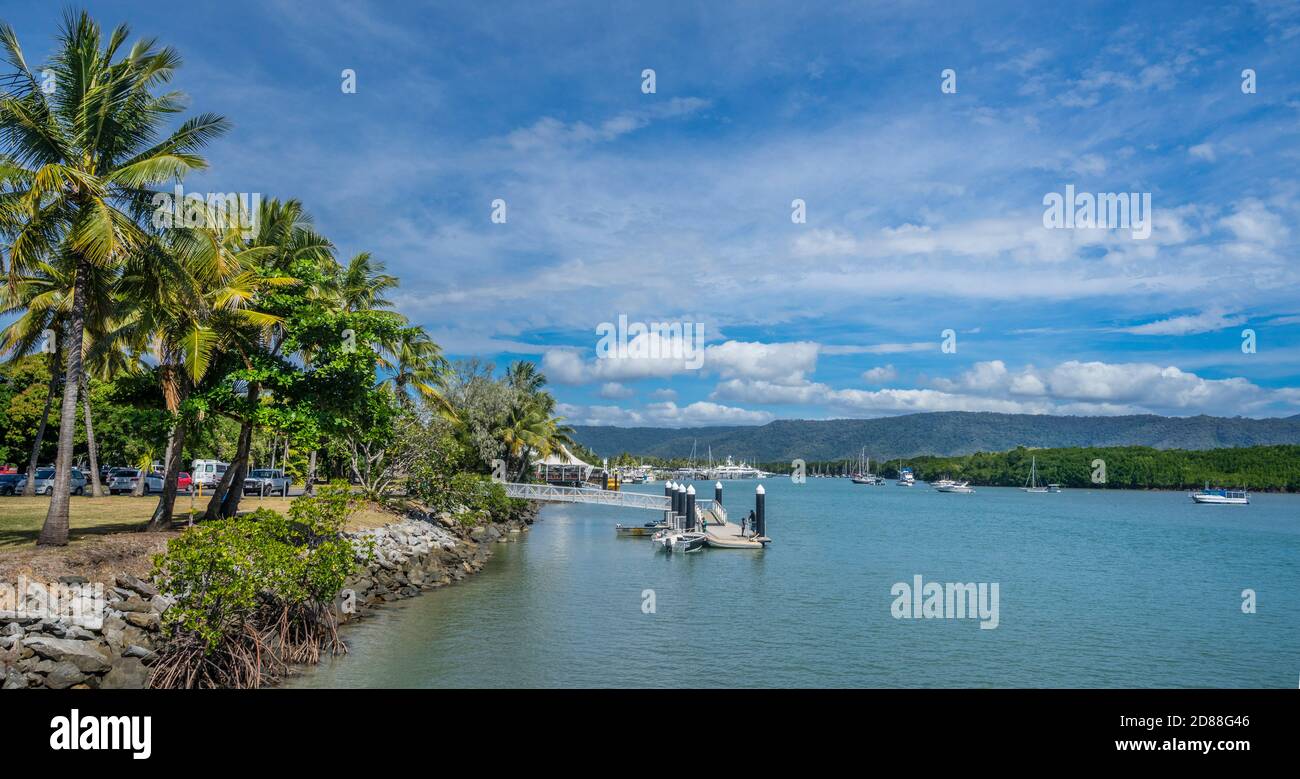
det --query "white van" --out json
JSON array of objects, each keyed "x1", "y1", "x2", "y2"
[{"x1": 190, "y1": 459, "x2": 230, "y2": 489}]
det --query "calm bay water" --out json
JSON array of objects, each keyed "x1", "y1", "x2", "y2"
[{"x1": 289, "y1": 479, "x2": 1300, "y2": 688}]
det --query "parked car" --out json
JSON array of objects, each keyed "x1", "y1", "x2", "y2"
[
  {"x1": 107, "y1": 468, "x2": 142, "y2": 495},
  {"x1": 17, "y1": 468, "x2": 88, "y2": 496},
  {"x1": 0, "y1": 473, "x2": 22, "y2": 496},
  {"x1": 139, "y1": 470, "x2": 192, "y2": 493},
  {"x1": 190, "y1": 459, "x2": 230, "y2": 490},
  {"x1": 243, "y1": 469, "x2": 291, "y2": 496}
]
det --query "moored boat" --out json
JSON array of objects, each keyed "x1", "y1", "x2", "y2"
[
  {"x1": 896, "y1": 465, "x2": 915, "y2": 487},
  {"x1": 1191, "y1": 486, "x2": 1249, "y2": 505},
  {"x1": 615, "y1": 521, "x2": 668, "y2": 536},
  {"x1": 936, "y1": 481, "x2": 975, "y2": 494},
  {"x1": 1022, "y1": 456, "x2": 1049, "y2": 493},
  {"x1": 671, "y1": 531, "x2": 708, "y2": 553}
]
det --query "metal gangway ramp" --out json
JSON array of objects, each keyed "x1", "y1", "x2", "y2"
[{"x1": 501, "y1": 483, "x2": 671, "y2": 511}]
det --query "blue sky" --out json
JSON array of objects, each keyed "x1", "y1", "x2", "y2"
[{"x1": 6, "y1": 1, "x2": 1300, "y2": 425}]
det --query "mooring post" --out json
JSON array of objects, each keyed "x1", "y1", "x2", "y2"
[
  {"x1": 686, "y1": 484, "x2": 696, "y2": 531},
  {"x1": 676, "y1": 481, "x2": 686, "y2": 530},
  {"x1": 714, "y1": 480, "x2": 723, "y2": 507},
  {"x1": 755, "y1": 483, "x2": 766, "y2": 537},
  {"x1": 665, "y1": 480, "x2": 674, "y2": 525}
]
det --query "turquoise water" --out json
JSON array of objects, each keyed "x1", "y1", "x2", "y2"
[{"x1": 289, "y1": 479, "x2": 1300, "y2": 688}]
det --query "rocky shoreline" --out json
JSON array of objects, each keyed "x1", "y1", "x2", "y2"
[{"x1": 0, "y1": 504, "x2": 536, "y2": 690}]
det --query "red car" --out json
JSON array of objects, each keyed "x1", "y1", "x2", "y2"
[{"x1": 178, "y1": 472, "x2": 192, "y2": 491}]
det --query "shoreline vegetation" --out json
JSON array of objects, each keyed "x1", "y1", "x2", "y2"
[
  {"x1": 1, "y1": 488, "x2": 537, "y2": 689},
  {"x1": 0, "y1": 11, "x2": 572, "y2": 689},
  {"x1": 608, "y1": 444, "x2": 1300, "y2": 492}
]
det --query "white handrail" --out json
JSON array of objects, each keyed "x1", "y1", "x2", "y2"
[{"x1": 501, "y1": 483, "x2": 671, "y2": 510}]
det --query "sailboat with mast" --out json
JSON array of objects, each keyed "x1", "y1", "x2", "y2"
[
  {"x1": 851, "y1": 448, "x2": 885, "y2": 485},
  {"x1": 1021, "y1": 455, "x2": 1049, "y2": 493}
]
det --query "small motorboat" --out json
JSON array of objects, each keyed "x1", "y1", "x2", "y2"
[
  {"x1": 615, "y1": 520, "x2": 668, "y2": 537},
  {"x1": 936, "y1": 481, "x2": 975, "y2": 494},
  {"x1": 1191, "y1": 486, "x2": 1249, "y2": 505},
  {"x1": 671, "y1": 531, "x2": 708, "y2": 553}
]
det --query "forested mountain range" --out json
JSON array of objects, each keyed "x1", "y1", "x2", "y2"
[{"x1": 571, "y1": 412, "x2": 1300, "y2": 461}]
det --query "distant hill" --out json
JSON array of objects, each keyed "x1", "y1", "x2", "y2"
[{"x1": 570, "y1": 412, "x2": 1300, "y2": 461}]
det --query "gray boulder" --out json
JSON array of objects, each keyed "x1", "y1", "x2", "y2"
[
  {"x1": 21, "y1": 635, "x2": 112, "y2": 673},
  {"x1": 100, "y1": 658, "x2": 149, "y2": 689},
  {"x1": 44, "y1": 661, "x2": 88, "y2": 690}
]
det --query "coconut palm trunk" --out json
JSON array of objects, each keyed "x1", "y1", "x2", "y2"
[
  {"x1": 37, "y1": 261, "x2": 88, "y2": 547},
  {"x1": 23, "y1": 348, "x2": 59, "y2": 497},
  {"x1": 218, "y1": 420, "x2": 254, "y2": 518},
  {"x1": 147, "y1": 410, "x2": 187, "y2": 530},
  {"x1": 81, "y1": 375, "x2": 104, "y2": 497},
  {"x1": 305, "y1": 449, "x2": 317, "y2": 495},
  {"x1": 146, "y1": 365, "x2": 189, "y2": 530},
  {"x1": 203, "y1": 381, "x2": 258, "y2": 520}
]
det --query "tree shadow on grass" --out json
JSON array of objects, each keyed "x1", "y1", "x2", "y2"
[{"x1": 0, "y1": 520, "x2": 154, "y2": 549}]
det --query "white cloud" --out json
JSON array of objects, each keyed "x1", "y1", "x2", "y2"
[
  {"x1": 1188, "y1": 143, "x2": 1215, "y2": 162},
  {"x1": 543, "y1": 338, "x2": 817, "y2": 385},
  {"x1": 560, "y1": 400, "x2": 772, "y2": 427},
  {"x1": 597, "y1": 382, "x2": 635, "y2": 399},
  {"x1": 706, "y1": 357, "x2": 1299, "y2": 419},
  {"x1": 861, "y1": 365, "x2": 898, "y2": 383},
  {"x1": 1118, "y1": 310, "x2": 1246, "y2": 336},
  {"x1": 505, "y1": 97, "x2": 710, "y2": 151},
  {"x1": 1219, "y1": 199, "x2": 1287, "y2": 249},
  {"x1": 704, "y1": 340, "x2": 818, "y2": 383},
  {"x1": 930, "y1": 359, "x2": 1286, "y2": 415}
]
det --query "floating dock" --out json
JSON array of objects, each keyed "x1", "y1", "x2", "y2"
[
  {"x1": 687, "y1": 483, "x2": 770, "y2": 549},
  {"x1": 701, "y1": 514, "x2": 769, "y2": 549}
]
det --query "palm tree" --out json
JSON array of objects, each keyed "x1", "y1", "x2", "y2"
[
  {"x1": 377, "y1": 325, "x2": 450, "y2": 411},
  {"x1": 332, "y1": 252, "x2": 396, "y2": 313},
  {"x1": 0, "y1": 268, "x2": 61, "y2": 495},
  {"x1": 505, "y1": 360, "x2": 546, "y2": 396},
  {"x1": 0, "y1": 11, "x2": 229, "y2": 545},
  {"x1": 110, "y1": 212, "x2": 283, "y2": 529},
  {"x1": 0, "y1": 259, "x2": 115, "y2": 495},
  {"x1": 197, "y1": 199, "x2": 318, "y2": 520},
  {"x1": 495, "y1": 362, "x2": 575, "y2": 482}
]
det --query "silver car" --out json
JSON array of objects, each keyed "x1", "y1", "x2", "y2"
[
  {"x1": 17, "y1": 468, "x2": 88, "y2": 496},
  {"x1": 243, "y1": 469, "x2": 290, "y2": 496},
  {"x1": 107, "y1": 468, "x2": 143, "y2": 495}
]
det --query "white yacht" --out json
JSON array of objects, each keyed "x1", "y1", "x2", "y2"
[
  {"x1": 896, "y1": 465, "x2": 915, "y2": 487},
  {"x1": 708, "y1": 455, "x2": 764, "y2": 480},
  {"x1": 936, "y1": 481, "x2": 975, "y2": 494}
]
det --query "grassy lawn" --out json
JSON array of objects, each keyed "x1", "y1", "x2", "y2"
[{"x1": 0, "y1": 493, "x2": 396, "y2": 552}]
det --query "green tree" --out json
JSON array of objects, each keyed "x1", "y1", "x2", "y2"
[{"x1": 0, "y1": 10, "x2": 228, "y2": 544}]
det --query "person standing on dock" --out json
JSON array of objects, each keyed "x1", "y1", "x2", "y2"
[{"x1": 745, "y1": 509, "x2": 755, "y2": 537}]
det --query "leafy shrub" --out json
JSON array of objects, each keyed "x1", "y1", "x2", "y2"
[{"x1": 149, "y1": 481, "x2": 365, "y2": 687}]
